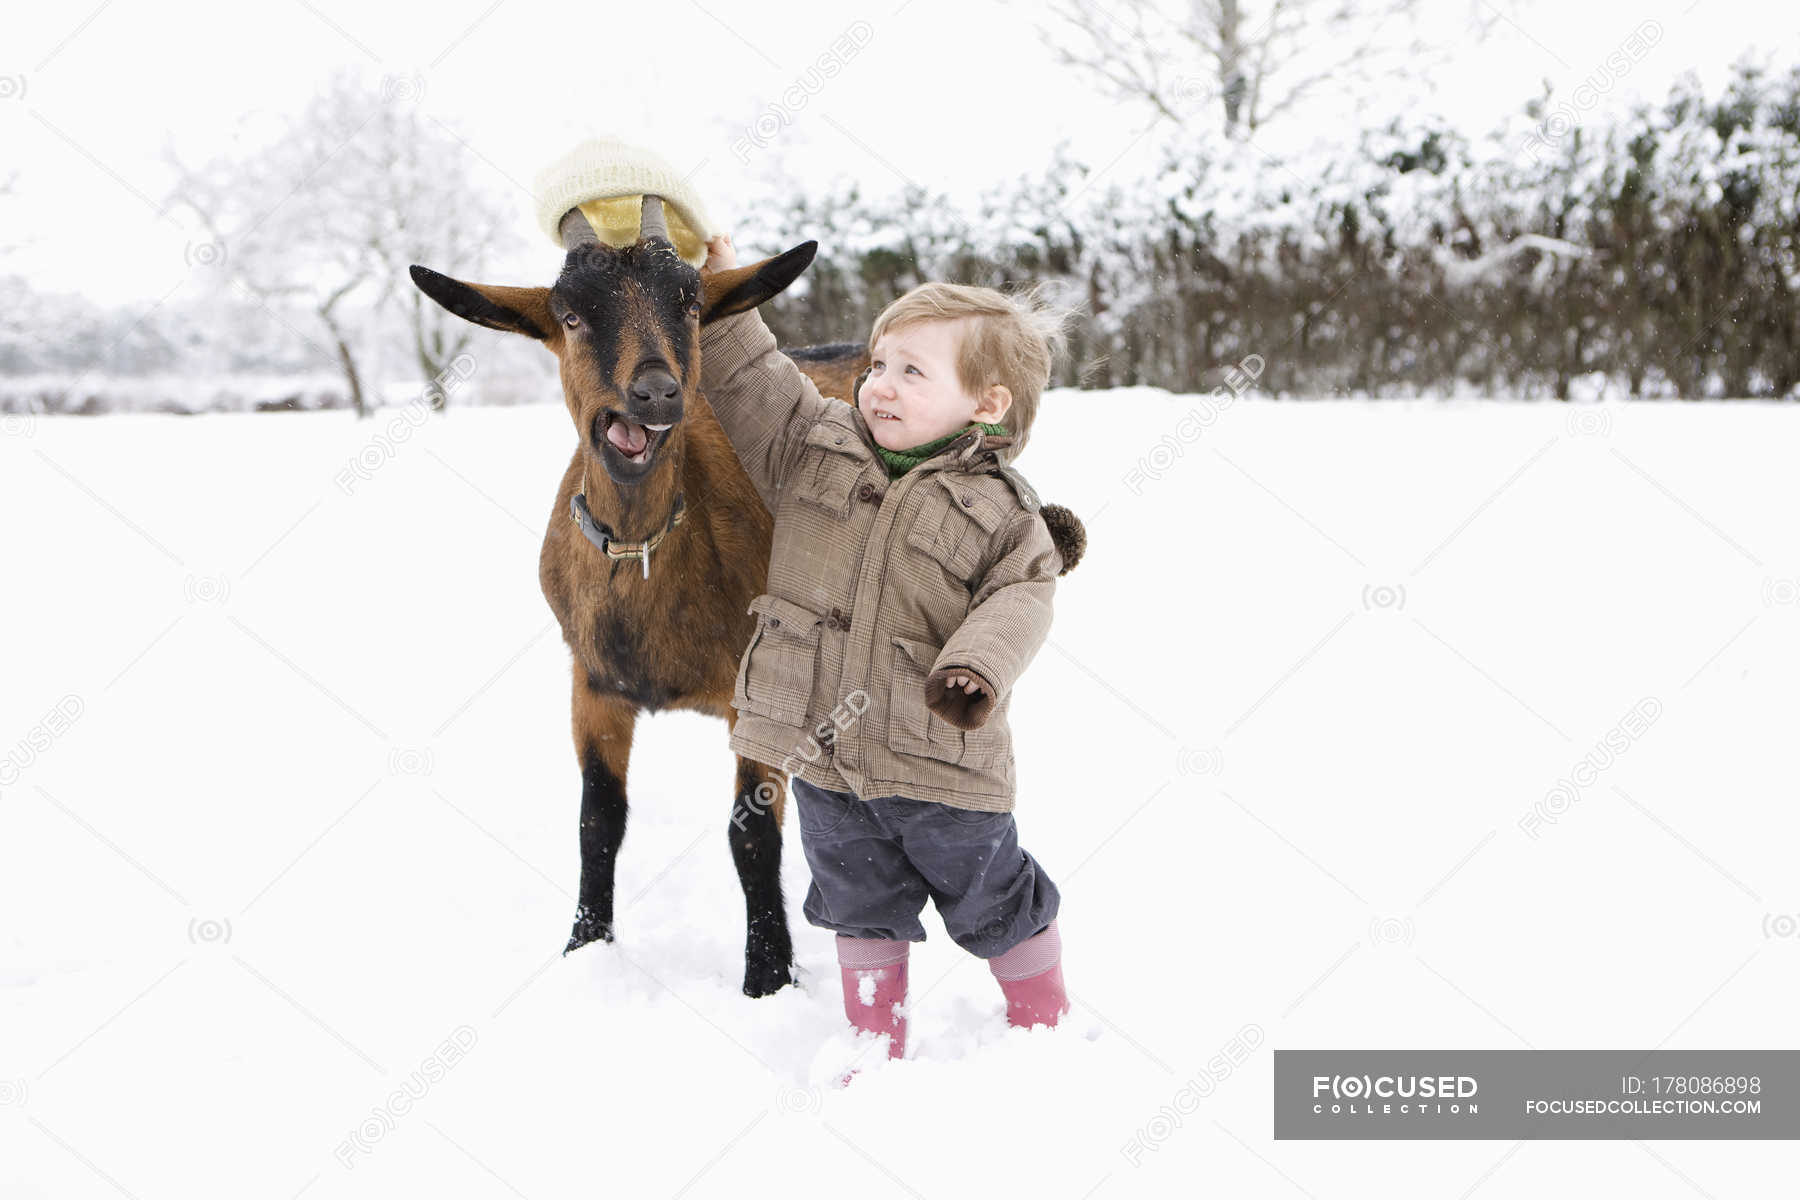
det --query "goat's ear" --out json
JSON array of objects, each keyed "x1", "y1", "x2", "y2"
[
  {"x1": 700, "y1": 241, "x2": 818, "y2": 325},
  {"x1": 409, "y1": 266, "x2": 554, "y2": 341}
]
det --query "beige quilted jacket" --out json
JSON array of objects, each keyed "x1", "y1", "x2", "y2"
[{"x1": 699, "y1": 308, "x2": 1066, "y2": 813}]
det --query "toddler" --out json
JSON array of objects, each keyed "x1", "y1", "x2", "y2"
[{"x1": 701, "y1": 233, "x2": 1077, "y2": 1066}]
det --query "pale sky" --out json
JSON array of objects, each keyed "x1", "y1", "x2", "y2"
[{"x1": 1, "y1": 0, "x2": 1793, "y2": 303}]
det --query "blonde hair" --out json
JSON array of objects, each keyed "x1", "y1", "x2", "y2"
[{"x1": 868, "y1": 281, "x2": 1071, "y2": 457}]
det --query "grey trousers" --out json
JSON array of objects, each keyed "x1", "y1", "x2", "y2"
[{"x1": 791, "y1": 776, "x2": 1060, "y2": 959}]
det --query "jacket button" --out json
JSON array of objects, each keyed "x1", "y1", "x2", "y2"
[
  {"x1": 960, "y1": 494, "x2": 974, "y2": 507},
  {"x1": 828, "y1": 607, "x2": 843, "y2": 629},
  {"x1": 834, "y1": 436, "x2": 845, "y2": 445},
  {"x1": 857, "y1": 482, "x2": 877, "y2": 502}
]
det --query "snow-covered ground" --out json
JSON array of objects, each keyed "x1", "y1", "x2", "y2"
[{"x1": 2, "y1": 391, "x2": 1797, "y2": 1197}]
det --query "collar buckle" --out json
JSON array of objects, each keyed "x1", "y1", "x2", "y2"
[{"x1": 570, "y1": 493, "x2": 687, "y2": 579}]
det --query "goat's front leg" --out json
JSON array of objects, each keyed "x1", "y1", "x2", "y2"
[{"x1": 565, "y1": 670, "x2": 636, "y2": 955}]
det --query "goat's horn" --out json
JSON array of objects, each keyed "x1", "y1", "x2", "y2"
[
  {"x1": 560, "y1": 208, "x2": 599, "y2": 251},
  {"x1": 639, "y1": 194, "x2": 669, "y2": 244}
]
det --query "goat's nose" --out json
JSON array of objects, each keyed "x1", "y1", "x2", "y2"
[{"x1": 629, "y1": 368, "x2": 680, "y2": 405}]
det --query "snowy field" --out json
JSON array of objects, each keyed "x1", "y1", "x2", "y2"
[{"x1": 2, "y1": 390, "x2": 1798, "y2": 1198}]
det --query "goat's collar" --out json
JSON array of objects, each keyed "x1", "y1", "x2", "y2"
[{"x1": 569, "y1": 490, "x2": 687, "y2": 579}]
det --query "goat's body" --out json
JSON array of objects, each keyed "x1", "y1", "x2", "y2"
[
  {"x1": 539, "y1": 391, "x2": 770, "y2": 719},
  {"x1": 538, "y1": 353, "x2": 862, "y2": 997},
  {"x1": 781, "y1": 341, "x2": 867, "y2": 405},
  {"x1": 409, "y1": 226, "x2": 839, "y2": 998}
]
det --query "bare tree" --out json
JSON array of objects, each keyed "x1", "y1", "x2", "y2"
[
  {"x1": 358, "y1": 102, "x2": 519, "y2": 409},
  {"x1": 1038, "y1": 0, "x2": 1443, "y2": 139},
  {"x1": 167, "y1": 71, "x2": 517, "y2": 416}
]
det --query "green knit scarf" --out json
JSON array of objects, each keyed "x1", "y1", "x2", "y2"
[{"x1": 875, "y1": 422, "x2": 1009, "y2": 478}]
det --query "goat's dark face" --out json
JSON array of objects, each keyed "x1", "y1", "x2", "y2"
[
  {"x1": 549, "y1": 241, "x2": 700, "y2": 483},
  {"x1": 408, "y1": 197, "x2": 817, "y2": 487}
]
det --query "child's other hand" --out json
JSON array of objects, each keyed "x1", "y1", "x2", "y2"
[
  {"x1": 704, "y1": 233, "x2": 737, "y2": 272},
  {"x1": 924, "y1": 667, "x2": 997, "y2": 730}
]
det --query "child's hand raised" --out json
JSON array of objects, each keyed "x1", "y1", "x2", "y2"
[{"x1": 704, "y1": 233, "x2": 737, "y2": 272}]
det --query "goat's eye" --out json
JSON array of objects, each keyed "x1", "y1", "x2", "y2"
[
  {"x1": 686, "y1": 298, "x2": 701, "y2": 317},
  {"x1": 562, "y1": 312, "x2": 580, "y2": 329}
]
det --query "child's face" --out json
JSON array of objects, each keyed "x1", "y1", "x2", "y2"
[{"x1": 860, "y1": 318, "x2": 1011, "y2": 451}]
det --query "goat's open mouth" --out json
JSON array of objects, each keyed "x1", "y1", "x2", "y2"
[{"x1": 599, "y1": 410, "x2": 675, "y2": 467}]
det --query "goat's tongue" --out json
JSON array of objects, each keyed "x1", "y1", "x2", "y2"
[{"x1": 607, "y1": 416, "x2": 648, "y2": 455}]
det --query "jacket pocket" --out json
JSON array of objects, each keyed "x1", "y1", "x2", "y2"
[
  {"x1": 905, "y1": 474, "x2": 1005, "y2": 583},
  {"x1": 887, "y1": 636, "x2": 965, "y2": 764},
  {"x1": 733, "y1": 594, "x2": 823, "y2": 727},
  {"x1": 792, "y1": 423, "x2": 867, "y2": 520},
  {"x1": 959, "y1": 703, "x2": 1012, "y2": 771}
]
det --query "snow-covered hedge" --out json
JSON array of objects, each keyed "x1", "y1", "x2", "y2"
[{"x1": 748, "y1": 64, "x2": 1800, "y2": 399}]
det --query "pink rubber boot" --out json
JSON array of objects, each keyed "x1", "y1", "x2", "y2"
[
  {"x1": 988, "y1": 919, "x2": 1069, "y2": 1029},
  {"x1": 837, "y1": 935, "x2": 908, "y2": 1061}
]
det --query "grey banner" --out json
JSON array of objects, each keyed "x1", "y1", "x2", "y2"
[{"x1": 1274, "y1": 1050, "x2": 1799, "y2": 1139}]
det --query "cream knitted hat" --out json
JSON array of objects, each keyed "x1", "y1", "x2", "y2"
[{"x1": 533, "y1": 138, "x2": 714, "y2": 267}]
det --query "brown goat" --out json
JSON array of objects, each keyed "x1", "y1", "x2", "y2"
[{"x1": 409, "y1": 198, "x2": 862, "y2": 996}]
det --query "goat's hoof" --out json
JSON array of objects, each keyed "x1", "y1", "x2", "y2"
[
  {"x1": 742, "y1": 955, "x2": 795, "y2": 998},
  {"x1": 564, "y1": 912, "x2": 614, "y2": 955}
]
